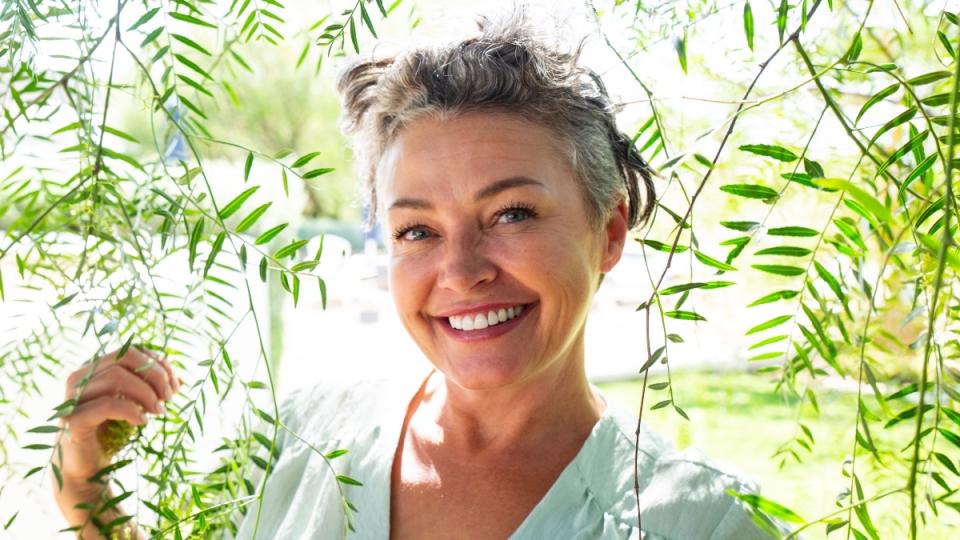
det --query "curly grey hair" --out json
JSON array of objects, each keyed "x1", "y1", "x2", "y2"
[{"x1": 336, "y1": 14, "x2": 656, "y2": 231}]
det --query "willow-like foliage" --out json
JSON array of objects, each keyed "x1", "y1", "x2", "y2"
[{"x1": 0, "y1": 0, "x2": 957, "y2": 538}]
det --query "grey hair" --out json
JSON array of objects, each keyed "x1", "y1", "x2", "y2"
[{"x1": 336, "y1": 12, "x2": 656, "y2": 231}]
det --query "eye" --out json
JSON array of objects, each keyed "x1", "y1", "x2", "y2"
[
  {"x1": 393, "y1": 225, "x2": 433, "y2": 242},
  {"x1": 495, "y1": 203, "x2": 537, "y2": 224}
]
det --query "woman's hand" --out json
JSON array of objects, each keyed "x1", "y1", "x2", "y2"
[{"x1": 54, "y1": 347, "x2": 181, "y2": 525}]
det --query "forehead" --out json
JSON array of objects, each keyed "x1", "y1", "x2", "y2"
[{"x1": 376, "y1": 112, "x2": 573, "y2": 208}]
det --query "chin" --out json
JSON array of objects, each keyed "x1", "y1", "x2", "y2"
[{"x1": 439, "y1": 354, "x2": 531, "y2": 391}]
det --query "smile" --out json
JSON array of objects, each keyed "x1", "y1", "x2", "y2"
[{"x1": 448, "y1": 305, "x2": 525, "y2": 331}]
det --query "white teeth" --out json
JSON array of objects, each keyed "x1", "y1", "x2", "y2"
[
  {"x1": 448, "y1": 305, "x2": 525, "y2": 331},
  {"x1": 474, "y1": 313, "x2": 488, "y2": 329}
]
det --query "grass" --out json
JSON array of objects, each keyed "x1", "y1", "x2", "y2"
[{"x1": 597, "y1": 369, "x2": 960, "y2": 539}]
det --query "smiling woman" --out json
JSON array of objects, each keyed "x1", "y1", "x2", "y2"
[{"x1": 51, "y1": 9, "x2": 782, "y2": 540}]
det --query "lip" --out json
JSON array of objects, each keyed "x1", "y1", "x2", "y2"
[{"x1": 436, "y1": 302, "x2": 537, "y2": 342}]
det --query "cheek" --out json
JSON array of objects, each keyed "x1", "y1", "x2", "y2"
[{"x1": 389, "y1": 253, "x2": 434, "y2": 316}]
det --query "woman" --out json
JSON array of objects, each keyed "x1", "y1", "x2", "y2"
[{"x1": 53, "y1": 15, "x2": 775, "y2": 540}]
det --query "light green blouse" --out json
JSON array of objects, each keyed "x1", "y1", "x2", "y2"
[{"x1": 233, "y1": 374, "x2": 777, "y2": 539}]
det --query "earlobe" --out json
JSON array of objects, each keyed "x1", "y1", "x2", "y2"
[{"x1": 600, "y1": 199, "x2": 629, "y2": 273}]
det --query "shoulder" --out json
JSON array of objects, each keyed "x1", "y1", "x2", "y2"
[
  {"x1": 578, "y1": 395, "x2": 775, "y2": 540},
  {"x1": 275, "y1": 373, "x2": 423, "y2": 449}
]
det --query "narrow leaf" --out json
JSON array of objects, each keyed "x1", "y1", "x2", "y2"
[{"x1": 739, "y1": 144, "x2": 798, "y2": 162}]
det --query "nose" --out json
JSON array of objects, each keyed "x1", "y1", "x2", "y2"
[{"x1": 436, "y1": 231, "x2": 497, "y2": 292}]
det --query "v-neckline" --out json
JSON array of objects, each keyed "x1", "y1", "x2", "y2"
[{"x1": 375, "y1": 369, "x2": 615, "y2": 540}]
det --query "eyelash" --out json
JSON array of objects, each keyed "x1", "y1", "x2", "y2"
[{"x1": 391, "y1": 202, "x2": 538, "y2": 242}]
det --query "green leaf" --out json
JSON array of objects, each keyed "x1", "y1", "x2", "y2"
[
  {"x1": 743, "y1": 1, "x2": 754, "y2": 50},
  {"x1": 174, "y1": 54, "x2": 212, "y2": 80},
  {"x1": 664, "y1": 310, "x2": 707, "y2": 321},
  {"x1": 754, "y1": 246, "x2": 811, "y2": 257},
  {"x1": 660, "y1": 281, "x2": 735, "y2": 295},
  {"x1": 739, "y1": 144, "x2": 798, "y2": 162},
  {"x1": 749, "y1": 334, "x2": 788, "y2": 350},
  {"x1": 360, "y1": 3, "x2": 378, "y2": 38},
  {"x1": 26, "y1": 425, "x2": 61, "y2": 434},
  {"x1": 720, "y1": 184, "x2": 779, "y2": 201},
  {"x1": 878, "y1": 129, "x2": 929, "y2": 174},
  {"x1": 748, "y1": 289, "x2": 798, "y2": 307},
  {"x1": 52, "y1": 292, "x2": 78, "y2": 309},
  {"x1": 349, "y1": 17, "x2": 359, "y2": 53},
  {"x1": 259, "y1": 256, "x2": 268, "y2": 282},
  {"x1": 292, "y1": 152, "x2": 321, "y2": 168},
  {"x1": 171, "y1": 34, "x2": 211, "y2": 56},
  {"x1": 812, "y1": 178, "x2": 892, "y2": 222},
  {"x1": 907, "y1": 70, "x2": 952, "y2": 86},
  {"x1": 845, "y1": 32, "x2": 862, "y2": 63},
  {"x1": 236, "y1": 203, "x2": 272, "y2": 233},
  {"x1": 203, "y1": 232, "x2": 225, "y2": 278},
  {"x1": 189, "y1": 219, "x2": 205, "y2": 271},
  {"x1": 103, "y1": 126, "x2": 139, "y2": 143},
  {"x1": 651, "y1": 399, "x2": 672, "y2": 410},
  {"x1": 128, "y1": 7, "x2": 160, "y2": 31},
  {"x1": 244, "y1": 152, "x2": 253, "y2": 181},
  {"x1": 674, "y1": 31, "x2": 687, "y2": 74},
  {"x1": 884, "y1": 405, "x2": 934, "y2": 428},
  {"x1": 920, "y1": 93, "x2": 955, "y2": 107},
  {"x1": 337, "y1": 474, "x2": 364, "y2": 486},
  {"x1": 640, "y1": 239, "x2": 687, "y2": 253},
  {"x1": 767, "y1": 226, "x2": 818, "y2": 237},
  {"x1": 814, "y1": 261, "x2": 846, "y2": 302},
  {"x1": 141, "y1": 27, "x2": 163, "y2": 48},
  {"x1": 219, "y1": 186, "x2": 260, "y2": 220},
  {"x1": 168, "y1": 12, "x2": 218, "y2": 29},
  {"x1": 720, "y1": 221, "x2": 760, "y2": 232},
  {"x1": 868, "y1": 107, "x2": 917, "y2": 146},
  {"x1": 275, "y1": 239, "x2": 309, "y2": 259},
  {"x1": 776, "y1": 0, "x2": 788, "y2": 43},
  {"x1": 856, "y1": 84, "x2": 899, "y2": 124},
  {"x1": 649, "y1": 382, "x2": 670, "y2": 390},
  {"x1": 256, "y1": 223, "x2": 288, "y2": 245},
  {"x1": 325, "y1": 449, "x2": 349, "y2": 459},
  {"x1": 752, "y1": 264, "x2": 805, "y2": 276},
  {"x1": 303, "y1": 168, "x2": 335, "y2": 179},
  {"x1": 694, "y1": 250, "x2": 737, "y2": 271},
  {"x1": 746, "y1": 315, "x2": 792, "y2": 335},
  {"x1": 728, "y1": 491, "x2": 805, "y2": 523},
  {"x1": 939, "y1": 429, "x2": 960, "y2": 450},
  {"x1": 804, "y1": 158, "x2": 825, "y2": 178}
]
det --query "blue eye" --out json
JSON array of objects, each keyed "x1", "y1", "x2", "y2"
[
  {"x1": 394, "y1": 225, "x2": 432, "y2": 242},
  {"x1": 496, "y1": 204, "x2": 537, "y2": 224}
]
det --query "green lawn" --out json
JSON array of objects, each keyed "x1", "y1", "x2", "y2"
[{"x1": 597, "y1": 370, "x2": 959, "y2": 539}]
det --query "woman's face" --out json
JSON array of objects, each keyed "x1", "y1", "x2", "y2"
[{"x1": 378, "y1": 112, "x2": 627, "y2": 391}]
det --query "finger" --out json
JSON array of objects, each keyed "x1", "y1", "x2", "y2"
[
  {"x1": 66, "y1": 395, "x2": 148, "y2": 433},
  {"x1": 147, "y1": 351, "x2": 180, "y2": 394},
  {"x1": 99, "y1": 348, "x2": 173, "y2": 402},
  {"x1": 70, "y1": 365, "x2": 165, "y2": 414}
]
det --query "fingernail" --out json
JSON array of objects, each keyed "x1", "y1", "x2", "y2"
[{"x1": 156, "y1": 402, "x2": 166, "y2": 415}]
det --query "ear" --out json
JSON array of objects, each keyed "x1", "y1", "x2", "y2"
[{"x1": 599, "y1": 198, "x2": 629, "y2": 273}]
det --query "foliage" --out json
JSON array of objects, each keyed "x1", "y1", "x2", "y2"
[
  {"x1": 0, "y1": 0, "x2": 957, "y2": 538},
  {"x1": 602, "y1": 0, "x2": 960, "y2": 538},
  {"x1": 0, "y1": 0, "x2": 396, "y2": 536}
]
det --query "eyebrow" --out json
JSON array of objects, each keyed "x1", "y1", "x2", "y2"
[{"x1": 387, "y1": 176, "x2": 545, "y2": 211}]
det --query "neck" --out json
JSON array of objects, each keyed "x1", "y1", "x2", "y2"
[{"x1": 413, "y1": 343, "x2": 604, "y2": 456}]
